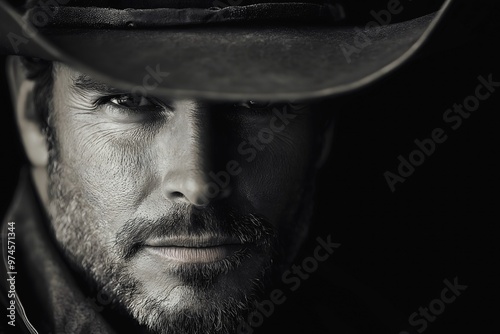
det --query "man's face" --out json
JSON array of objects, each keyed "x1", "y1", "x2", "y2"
[{"x1": 45, "y1": 62, "x2": 324, "y2": 333}]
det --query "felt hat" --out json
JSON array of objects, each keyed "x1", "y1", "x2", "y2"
[{"x1": 0, "y1": 0, "x2": 456, "y2": 101}]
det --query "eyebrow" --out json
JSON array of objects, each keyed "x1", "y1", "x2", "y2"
[{"x1": 72, "y1": 73, "x2": 125, "y2": 95}]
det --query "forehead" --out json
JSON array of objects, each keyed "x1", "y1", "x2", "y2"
[
  {"x1": 54, "y1": 62, "x2": 123, "y2": 95},
  {"x1": 53, "y1": 62, "x2": 77, "y2": 82}
]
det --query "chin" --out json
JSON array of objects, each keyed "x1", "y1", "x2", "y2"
[
  {"x1": 116, "y1": 248, "x2": 272, "y2": 333},
  {"x1": 126, "y1": 274, "x2": 260, "y2": 334}
]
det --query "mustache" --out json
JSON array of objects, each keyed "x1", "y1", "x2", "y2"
[{"x1": 115, "y1": 204, "x2": 276, "y2": 259}]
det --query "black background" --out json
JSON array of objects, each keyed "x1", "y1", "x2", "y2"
[
  {"x1": 1, "y1": 1, "x2": 499, "y2": 333},
  {"x1": 293, "y1": 4, "x2": 500, "y2": 333}
]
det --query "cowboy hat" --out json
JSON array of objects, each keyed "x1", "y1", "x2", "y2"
[{"x1": 0, "y1": 0, "x2": 458, "y2": 101}]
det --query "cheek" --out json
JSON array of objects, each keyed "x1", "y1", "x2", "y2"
[
  {"x1": 235, "y1": 116, "x2": 316, "y2": 221},
  {"x1": 56, "y1": 114, "x2": 158, "y2": 218}
]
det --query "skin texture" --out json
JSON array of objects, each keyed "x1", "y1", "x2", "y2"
[{"x1": 16, "y1": 61, "x2": 331, "y2": 333}]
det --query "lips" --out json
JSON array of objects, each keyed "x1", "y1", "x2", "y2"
[{"x1": 144, "y1": 236, "x2": 246, "y2": 263}]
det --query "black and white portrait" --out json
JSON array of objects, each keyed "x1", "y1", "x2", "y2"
[{"x1": 1, "y1": 0, "x2": 498, "y2": 333}]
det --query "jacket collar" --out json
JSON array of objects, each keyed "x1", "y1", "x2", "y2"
[{"x1": 1, "y1": 168, "x2": 115, "y2": 333}]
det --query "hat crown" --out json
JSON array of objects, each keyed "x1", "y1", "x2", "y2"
[{"x1": 25, "y1": 0, "x2": 333, "y2": 9}]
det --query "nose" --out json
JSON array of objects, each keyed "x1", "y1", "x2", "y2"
[
  {"x1": 164, "y1": 170, "x2": 217, "y2": 207},
  {"x1": 161, "y1": 102, "x2": 230, "y2": 207}
]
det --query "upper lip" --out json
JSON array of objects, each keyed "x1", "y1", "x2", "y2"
[{"x1": 144, "y1": 235, "x2": 243, "y2": 248}]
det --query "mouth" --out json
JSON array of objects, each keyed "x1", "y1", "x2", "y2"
[{"x1": 144, "y1": 236, "x2": 247, "y2": 263}]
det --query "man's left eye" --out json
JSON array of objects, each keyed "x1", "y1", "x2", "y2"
[{"x1": 236, "y1": 101, "x2": 273, "y2": 110}]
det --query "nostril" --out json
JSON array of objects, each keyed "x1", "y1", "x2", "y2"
[
  {"x1": 163, "y1": 175, "x2": 212, "y2": 206},
  {"x1": 169, "y1": 191, "x2": 184, "y2": 199}
]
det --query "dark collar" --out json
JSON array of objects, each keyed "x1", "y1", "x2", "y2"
[{"x1": 1, "y1": 168, "x2": 115, "y2": 334}]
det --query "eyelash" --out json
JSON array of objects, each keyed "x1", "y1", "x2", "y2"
[
  {"x1": 96, "y1": 94, "x2": 169, "y2": 119},
  {"x1": 233, "y1": 101, "x2": 282, "y2": 114}
]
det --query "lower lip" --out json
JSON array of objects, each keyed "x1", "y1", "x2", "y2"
[{"x1": 144, "y1": 245, "x2": 243, "y2": 263}]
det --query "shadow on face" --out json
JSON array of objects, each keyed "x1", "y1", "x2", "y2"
[{"x1": 10, "y1": 58, "x2": 335, "y2": 333}]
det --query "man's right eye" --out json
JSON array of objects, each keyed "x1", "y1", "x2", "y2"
[
  {"x1": 95, "y1": 94, "x2": 170, "y2": 123},
  {"x1": 107, "y1": 94, "x2": 160, "y2": 112}
]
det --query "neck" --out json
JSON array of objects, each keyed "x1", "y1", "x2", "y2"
[{"x1": 31, "y1": 165, "x2": 49, "y2": 209}]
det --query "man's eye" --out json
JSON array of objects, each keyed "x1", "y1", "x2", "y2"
[
  {"x1": 235, "y1": 101, "x2": 273, "y2": 110},
  {"x1": 97, "y1": 94, "x2": 168, "y2": 122},
  {"x1": 108, "y1": 94, "x2": 158, "y2": 110}
]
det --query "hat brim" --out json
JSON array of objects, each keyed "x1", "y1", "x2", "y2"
[{"x1": 1, "y1": 1, "x2": 452, "y2": 101}]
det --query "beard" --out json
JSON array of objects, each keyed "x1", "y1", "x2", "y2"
[{"x1": 46, "y1": 151, "x2": 316, "y2": 334}]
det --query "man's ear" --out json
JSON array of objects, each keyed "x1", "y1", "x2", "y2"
[{"x1": 7, "y1": 56, "x2": 49, "y2": 167}]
